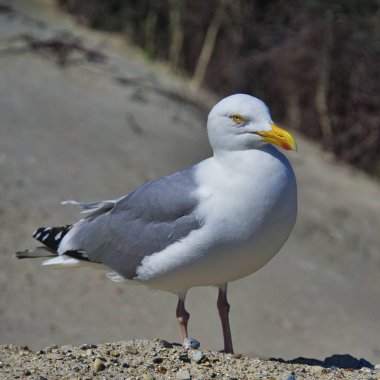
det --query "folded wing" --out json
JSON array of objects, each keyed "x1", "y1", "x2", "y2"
[{"x1": 57, "y1": 167, "x2": 201, "y2": 279}]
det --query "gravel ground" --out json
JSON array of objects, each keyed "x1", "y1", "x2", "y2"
[{"x1": 1, "y1": 339, "x2": 379, "y2": 380}]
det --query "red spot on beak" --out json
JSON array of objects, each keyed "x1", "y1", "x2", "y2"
[{"x1": 281, "y1": 142, "x2": 291, "y2": 150}]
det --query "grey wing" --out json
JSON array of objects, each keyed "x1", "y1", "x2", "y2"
[{"x1": 59, "y1": 166, "x2": 201, "y2": 279}]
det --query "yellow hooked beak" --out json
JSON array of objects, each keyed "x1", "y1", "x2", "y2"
[{"x1": 256, "y1": 123, "x2": 297, "y2": 151}]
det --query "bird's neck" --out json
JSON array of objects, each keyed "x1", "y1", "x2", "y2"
[
  {"x1": 211, "y1": 145, "x2": 292, "y2": 180},
  {"x1": 213, "y1": 144, "x2": 282, "y2": 168}
]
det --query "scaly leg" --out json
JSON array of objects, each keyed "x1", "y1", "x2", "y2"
[
  {"x1": 176, "y1": 293, "x2": 190, "y2": 343},
  {"x1": 217, "y1": 283, "x2": 234, "y2": 353}
]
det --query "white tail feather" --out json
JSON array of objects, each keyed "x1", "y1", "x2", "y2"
[
  {"x1": 42, "y1": 255, "x2": 109, "y2": 271},
  {"x1": 42, "y1": 255, "x2": 82, "y2": 268}
]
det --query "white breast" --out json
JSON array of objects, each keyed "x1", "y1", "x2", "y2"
[{"x1": 136, "y1": 147, "x2": 297, "y2": 294}]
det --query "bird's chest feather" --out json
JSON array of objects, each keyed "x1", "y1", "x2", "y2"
[{"x1": 194, "y1": 150, "x2": 296, "y2": 243}]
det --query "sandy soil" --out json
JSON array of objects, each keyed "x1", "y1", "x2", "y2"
[{"x1": 0, "y1": 0, "x2": 379, "y2": 366}]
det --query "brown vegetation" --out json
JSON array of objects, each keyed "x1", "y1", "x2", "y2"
[{"x1": 58, "y1": 0, "x2": 380, "y2": 176}]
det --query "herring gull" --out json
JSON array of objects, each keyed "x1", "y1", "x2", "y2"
[{"x1": 17, "y1": 94, "x2": 297, "y2": 353}]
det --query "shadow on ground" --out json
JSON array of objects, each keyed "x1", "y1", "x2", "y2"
[{"x1": 272, "y1": 354, "x2": 373, "y2": 369}]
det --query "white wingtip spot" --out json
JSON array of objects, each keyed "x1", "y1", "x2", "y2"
[
  {"x1": 35, "y1": 232, "x2": 41, "y2": 239},
  {"x1": 77, "y1": 250, "x2": 88, "y2": 258},
  {"x1": 42, "y1": 234, "x2": 49, "y2": 241},
  {"x1": 54, "y1": 231, "x2": 63, "y2": 241}
]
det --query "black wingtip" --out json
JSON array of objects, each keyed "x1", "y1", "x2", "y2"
[{"x1": 33, "y1": 225, "x2": 72, "y2": 251}]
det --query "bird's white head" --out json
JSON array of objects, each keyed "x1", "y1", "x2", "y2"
[{"x1": 207, "y1": 94, "x2": 297, "y2": 153}]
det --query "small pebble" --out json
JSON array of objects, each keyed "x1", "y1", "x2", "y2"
[
  {"x1": 284, "y1": 375, "x2": 296, "y2": 380},
  {"x1": 45, "y1": 345, "x2": 58, "y2": 352},
  {"x1": 192, "y1": 350, "x2": 205, "y2": 364},
  {"x1": 152, "y1": 357, "x2": 163, "y2": 364},
  {"x1": 375, "y1": 364, "x2": 380, "y2": 370},
  {"x1": 142, "y1": 374, "x2": 155, "y2": 380},
  {"x1": 177, "y1": 369, "x2": 191, "y2": 380},
  {"x1": 159, "y1": 339, "x2": 173, "y2": 349},
  {"x1": 93, "y1": 358, "x2": 105, "y2": 372},
  {"x1": 124, "y1": 345, "x2": 138, "y2": 355},
  {"x1": 110, "y1": 350, "x2": 120, "y2": 357},
  {"x1": 60, "y1": 345, "x2": 72, "y2": 353},
  {"x1": 157, "y1": 365, "x2": 167, "y2": 374},
  {"x1": 183, "y1": 337, "x2": 200, "y2": 349},
  {"x1": 179, "y1": 353, "x2": 191, "y2": 363}
]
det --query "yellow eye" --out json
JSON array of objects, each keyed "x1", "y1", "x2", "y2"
[{"x1": 231, "y1": 114, "x2": 245, "y2": 124}]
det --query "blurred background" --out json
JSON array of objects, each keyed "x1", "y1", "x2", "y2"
[
  {"x1": 59, "y1": 0, "x2": 380, "y2": 177},
  {"x1": 0, "y1": 0, "x2": 379, "y2": 363}
]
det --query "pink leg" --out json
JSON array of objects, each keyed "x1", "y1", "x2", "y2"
[
  {"x1": 176, "y1": 294, "x2": 190, "y2": 343},
  {"x1": 217, "y1": 283, "x2": 234, "y2": 354}
]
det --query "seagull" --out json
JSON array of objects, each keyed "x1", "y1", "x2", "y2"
[{"x1": 17, "y1": 94, "x2": 297, "y2": 354}]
